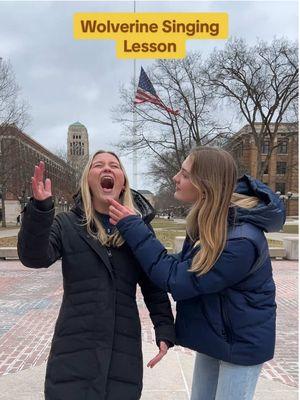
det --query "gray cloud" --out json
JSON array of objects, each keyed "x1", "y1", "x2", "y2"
[{"x1": 0, "y1": 0, "x2": 297, "y2": 190}]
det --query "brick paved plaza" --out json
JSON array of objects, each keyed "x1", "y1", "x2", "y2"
[{"x1": 0, "y1": 259, "x2": 297, "y2": 390}]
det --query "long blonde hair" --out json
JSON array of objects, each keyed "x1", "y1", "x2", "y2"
[
  {"x1": 80, "y1": 150, "x2": 137, "y2": 247},
  {"x1": 186, "y1": 147, "x2": 259, "y2": 276}
]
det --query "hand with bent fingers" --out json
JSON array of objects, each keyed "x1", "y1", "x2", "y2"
[
  {"x1": 31, "y1": 161, "x2": 52, "y2": 201},
  {"x1": 108, "y1": 198, "x2": 136, "y2": 225},
  {"x1": 147, "y1": 341, "x2": 169, "y2": 368}
]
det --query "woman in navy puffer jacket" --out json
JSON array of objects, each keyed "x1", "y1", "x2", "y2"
[{"x1": 108, "y1": 147, "x2": 285, "y2": 400}]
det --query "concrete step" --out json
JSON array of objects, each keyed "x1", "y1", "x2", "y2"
[
  {"x1": 269, "y1": 247, "x2": 286, "y2": 259},
  {"x1": 0, "y1": 247, "x2": 18, "y2": 260}
]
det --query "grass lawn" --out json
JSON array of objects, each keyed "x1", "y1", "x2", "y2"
[
  {"x1": 151, "y1": 218, "x2": 186, "y2": 230},
  {"x1": 0, "y1": 237, "x2": 17, "y2": 247},
  {"x1": 155, "y1": 230, "x2": 186, "y2": 249},
  {"x1": 0, "y1": 217, "x2": 284, "y2": 250}
]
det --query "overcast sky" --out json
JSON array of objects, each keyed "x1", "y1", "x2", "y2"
[{"x1": 0, "y1": 0, "x2": 298, "y2": 191}]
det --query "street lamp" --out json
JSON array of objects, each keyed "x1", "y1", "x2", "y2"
[
  {"x1": 18, "y1": 190, "x2": 26, "y2": 210},
  {"x1": 286, "y1": 192, "x2": 293, "y2": 216}
]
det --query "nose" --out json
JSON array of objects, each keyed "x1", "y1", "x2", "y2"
[
  {"x1": 102, "y1": 166, "x2": 112, "y2": 173},
  {"x1": 173, "y1": 172, "x2": 180, "y2": 183}
]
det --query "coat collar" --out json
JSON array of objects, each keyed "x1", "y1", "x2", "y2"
[{"x1": 71, "y1": 189, "x2": 156, "y2": 223}]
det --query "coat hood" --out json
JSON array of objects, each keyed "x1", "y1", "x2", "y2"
[
  {"x1": 234, "y1": 175, "x2": 286, "y2": 232},
  {"x1": 131, "y1": 189, "x2": 156, "y2": 223},
  {"x1": 71, "y1": 189, "x2": 156, "y2": 223}
]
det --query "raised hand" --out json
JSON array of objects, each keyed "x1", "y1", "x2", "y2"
[{"x1": 31, "y1": 161, "x2": 52, "y2": 201}]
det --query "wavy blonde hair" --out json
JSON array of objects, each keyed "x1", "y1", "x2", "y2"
[
  {"x1": 80, "y1": 150, "x2": 137, "y2": 247},
  {"x1": 186, "y1": 147, "x2": 259, "y2": 276}
]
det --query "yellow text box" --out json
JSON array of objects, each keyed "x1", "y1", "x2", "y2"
[{"x1": 74, "y1": 12, "x2": 229, "y2": 59}]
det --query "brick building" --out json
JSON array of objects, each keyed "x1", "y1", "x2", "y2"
[
  {"x1": 0, "y1": 126, "x2": 77, "y2": 224},
  {"x1": 226, "y1": 123, "x2": 298, "y2": 216}
]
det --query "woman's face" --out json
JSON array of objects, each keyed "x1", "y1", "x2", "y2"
[
  {"x1": 173, "y1": 156, "x2": 199, "y2": 204},
  {"x1": 88, "y1": 153, "x2": 126, "y2": 206}
]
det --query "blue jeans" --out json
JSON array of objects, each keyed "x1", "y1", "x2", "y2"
[{"x1": 191, "y1": 352, "x2": 263, "y2": 400}]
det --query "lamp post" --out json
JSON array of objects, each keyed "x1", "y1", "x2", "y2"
[
  {"x1": 18, "y1": 191, "x2": 30, "y2": 224},
  {"x1": 287, "y1": 192, "x2": 293, "y2": 216},
  {"x1": 18, "y1": 190, "x2": 27, "y2": 211}
]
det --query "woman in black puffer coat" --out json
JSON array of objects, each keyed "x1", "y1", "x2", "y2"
[{"x1": 17, "y1": 150, "x2": 175, "y2": 400}]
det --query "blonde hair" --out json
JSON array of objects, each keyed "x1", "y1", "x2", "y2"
[
  {"x1": 80, "y1": 150, "x2": 137, "y2": 247},
  {"x1": 186, "y1": 147, "x2": 259, "y2": 276}
]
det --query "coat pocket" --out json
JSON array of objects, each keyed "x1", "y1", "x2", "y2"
[{"x1": 220, "y1": 294, "x2": 233, "y2": 343}]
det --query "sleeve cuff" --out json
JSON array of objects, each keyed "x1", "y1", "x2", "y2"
[
  {"x1": 116, "y1": 215, "x2": 142, "y2": 229},
  {"x1": 33, "y1": 197, "x2": 54, "y2": 212}
]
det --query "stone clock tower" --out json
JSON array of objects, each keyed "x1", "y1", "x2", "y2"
[{"x1": 67, "y1": 121, "x2": 89, "y2": 185}]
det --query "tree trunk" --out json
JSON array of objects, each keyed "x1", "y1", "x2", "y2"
[{"x1": 1, "y1": 187, "x2": 6, "y2": 228}]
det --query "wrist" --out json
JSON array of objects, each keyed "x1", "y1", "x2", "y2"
[{"x1": 33, "y1": 197, "x2": 53, "y2": 211}]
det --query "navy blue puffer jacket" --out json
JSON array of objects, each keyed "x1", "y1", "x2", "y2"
[{"x1": 116, "y1": 176, "x2": 286, "y2": 365}]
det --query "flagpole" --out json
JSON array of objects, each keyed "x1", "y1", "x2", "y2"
[{"x1": 132, "y1": 0, "x2": 138, "y2": 190}]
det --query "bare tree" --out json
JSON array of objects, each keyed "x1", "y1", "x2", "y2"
[
  {"x1": 52, "y1": 145, "x2": 87, "y2": 189},
  {"x1": 0, "y1": 59, "x2": 30, "y2": 226},
  {"x1": 113, "y1": 54, "x2": 232, "y2": 174},
  {"x1": 52, "y1": 146, "x2": 68, "y2": 163},
  {"x1": 205, "y1": 37, "x2": 298, "y2": 179}
]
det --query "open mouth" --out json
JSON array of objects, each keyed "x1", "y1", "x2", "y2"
[{"x1": 100, "y1": 176, "x2": 115, "y2": 192}]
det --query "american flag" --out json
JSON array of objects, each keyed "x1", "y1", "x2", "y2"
[{"x1": 134, "y1": 67, "x2": 179, "y2": 115}]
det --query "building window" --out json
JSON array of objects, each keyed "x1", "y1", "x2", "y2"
[
  {"x1": 277, "y1": 140, "x2": 288, "y2": 154},
  {"x1": 263, "y1": 164, "x2": 268, "y2": 174},
  {"x1": 276, "y1": 162, "x2": 287, "y2": 175},
  {"x1": 261, "y1": 141, "x2": 270, "y2": 154},
  {"x1": 275, "y1": 182, "x2": 286, "y2": 195}
]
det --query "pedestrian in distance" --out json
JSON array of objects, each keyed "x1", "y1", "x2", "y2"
[
  {"x1": 17, "y1": 151, "x2": 175, "y2": 400},
  {"x1": 16, "y1": 214, "x2": 21, "y2": 225},
  {"x1": 108, "y1": 146, "x2": 286, "y2": 400}
]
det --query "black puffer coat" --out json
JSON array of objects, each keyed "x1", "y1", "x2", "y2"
[{"x1": 17, "y1": 191, "x2": 175, "y2": 400}]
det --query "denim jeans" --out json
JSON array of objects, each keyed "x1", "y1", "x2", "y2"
[{"x1": 190, "y1": 352, "x2": 263, "y2": 400}]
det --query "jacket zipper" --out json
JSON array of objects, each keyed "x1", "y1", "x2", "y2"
[
  {"x1": 103, "y1": 245, "x2": 116, "y2": 397},
  {"x1": 106, "y1": 247, "x2": 112, "y2": 258},
  {"x1": 220, "y1": 294, "x2": 233, "y2": 343}
]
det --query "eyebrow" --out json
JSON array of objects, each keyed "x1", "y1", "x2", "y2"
[{"x1": 181, "y1": 167, "x2": 190, "y2": 174}]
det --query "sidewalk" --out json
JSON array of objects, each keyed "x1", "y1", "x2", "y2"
[
  {"x1": 0, "y1": 259, "x2": 297, "y2": 399},
  {"x1": 0, "y1": 342, "x2": 297, "y2": 400}
]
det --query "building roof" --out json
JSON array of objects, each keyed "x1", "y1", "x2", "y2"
[
  {"x1": 236, "y1": 122, "x2": 298, "y2": 137},
  {"x1": 69, "y1": 121, "x2": 85, "y2": 127},
  {"x1": 2, "y1": 125, "x2": 72, "y2": 169}
]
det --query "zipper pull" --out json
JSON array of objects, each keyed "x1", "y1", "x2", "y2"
[{"x1": 107, "y1": 247, "x2": 112, "y2": 257}]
